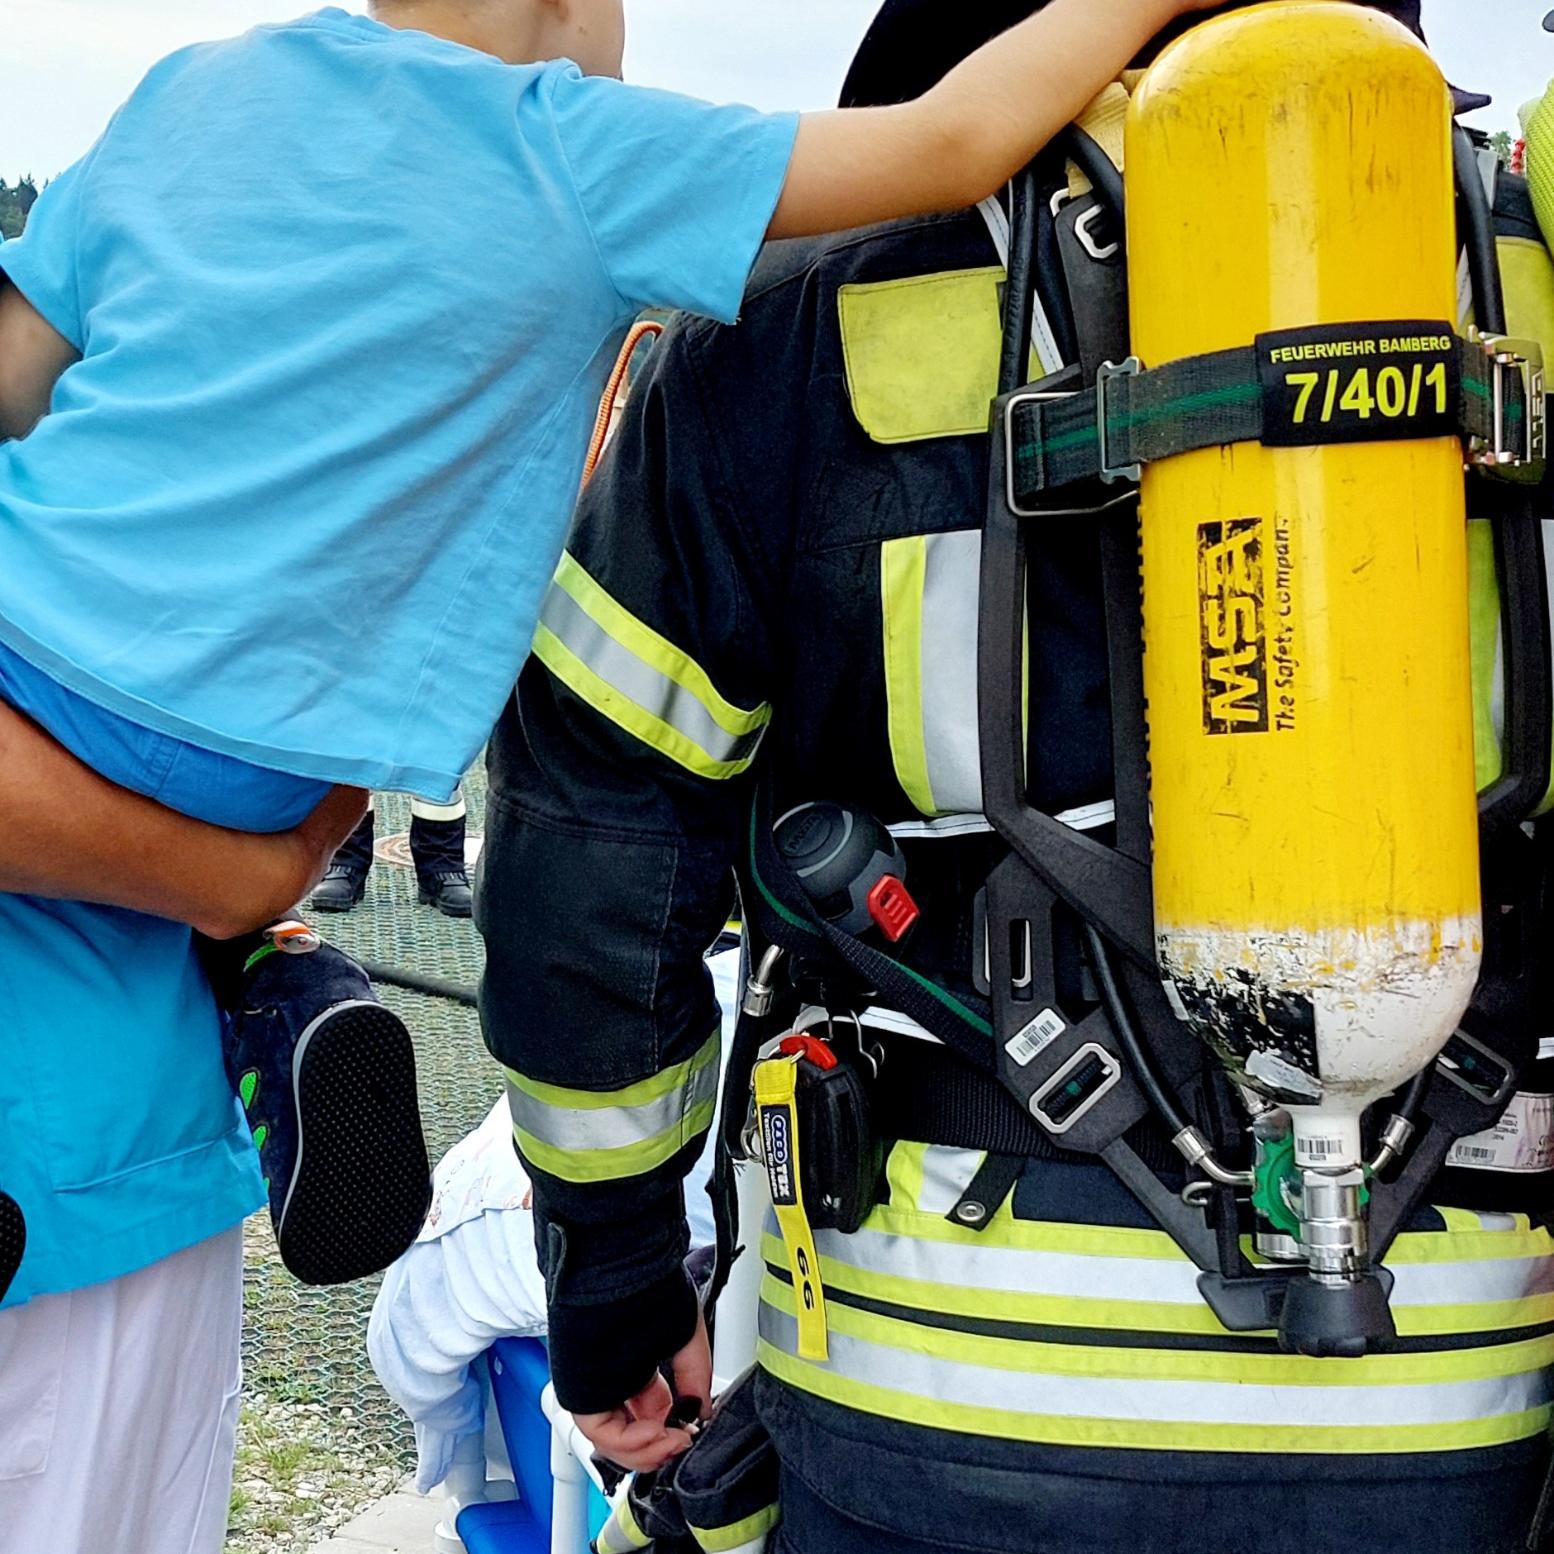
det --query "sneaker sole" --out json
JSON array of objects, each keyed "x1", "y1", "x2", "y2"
[
  {"x1": 276, "y1": 1001, "x2": 431, "y2": 1286},
  {"x1": 0, "y1": 1191, "x2": 24, "y2": 1304}
]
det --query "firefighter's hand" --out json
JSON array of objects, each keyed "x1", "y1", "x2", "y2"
[{"x1": 573, "y1": 1311, "x2": 712, "y2": 1474}]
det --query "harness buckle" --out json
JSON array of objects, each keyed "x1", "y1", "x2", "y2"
[
  {"x1": 1096, "y1": 356, "x2": 1143, "y2": 485},
  {"x1": 1467, "y1": 331, "x2": 1546, "y2": 482},
  {"x1": 1003, "y1": 369, "x2": 1141, "y2": 520}
]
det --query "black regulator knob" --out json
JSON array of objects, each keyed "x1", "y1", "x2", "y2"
[{"x1": 774, "y1": 801, "x2": 919, "y2": 942}]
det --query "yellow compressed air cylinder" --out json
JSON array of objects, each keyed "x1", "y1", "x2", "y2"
[{"x1": 1130, "y1": 2, "x2": 1481, "y2": 1169}]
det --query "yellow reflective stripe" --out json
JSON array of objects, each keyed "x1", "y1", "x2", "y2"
[
  {"x1": 880, "y1": 538, "x2": 934, "y2": 815},
  {"x1": 1393, "y1": 1296, "x2": 1554, "y2": 1338},
  {"x1": 689, "y1": 1505, "x2": 780, "y2": 1554},
  {"x1": 554, "y1": 552, "x2": 767, "y2": 739},
  {"x1": 1436, "y1": 1205, "x2": 1489, "y2": 1234},
  {"x1": 534, "y1": 625, "x2": 759, "y2": 782},
  {"x1": 862, "y1": 1199, "x2": 1554, "y2": 1268},
  {"x1": 756, "y1": 1338, "x2": 1552, "y2": 1456},
  {"x1": 865, "y1": 1202, "x2": 1189, "y2": 1260},
  {"x1": 505, "y1": 1029, "x2": 720, "y2": 1113},
  {"x1": 1467, "y1": 519, "x2": 1505, "y2": 794},
  {"x1": 513, "y1": 1098, "x2": 715, "y2": 1184},
  {"x1": 597, "y1": 1495, "x2": 652, "y2": 1553},
  {"x1": 884, "y1": 1141, "x2": 929, "y2": 1212},
  {"x1": 761, "y1": 1274, "x2": 1554, "y2": 1389},
  {"x1": 507, "y1": 1029, "x2": 721, "y2": 1185},
  {"x1": 1382, "y1": 1222, "x2": 1554, "y2": 1264}
]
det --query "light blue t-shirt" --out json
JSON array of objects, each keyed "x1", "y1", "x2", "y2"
[{"x1": 0, "y1": 8, "x2": 797, "y2": 801}]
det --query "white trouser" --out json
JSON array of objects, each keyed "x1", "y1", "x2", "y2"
[{"x1": 0, "y1": 1226, "x2": 244, "y2": 1554}]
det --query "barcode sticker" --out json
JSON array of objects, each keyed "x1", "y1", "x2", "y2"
[
  {"x1": 1448, "y1": 1093, "x2": 1554, "y2": 1173},
  {"x1": 1295, "y1": 1135, "x2": 1350, "y2": 1166},
  {"x1": 1006, "y1": 1009, "x2": 1067, "y2": 1068}
]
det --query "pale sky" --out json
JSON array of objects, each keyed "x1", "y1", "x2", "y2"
[{"x1": 3, "y1": 0, "x2": 1549, "y2": 185}]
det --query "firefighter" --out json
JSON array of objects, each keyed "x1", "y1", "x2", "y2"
[{"x1": 477, "y1": 4, "x2": 1554, "y2": 1551}]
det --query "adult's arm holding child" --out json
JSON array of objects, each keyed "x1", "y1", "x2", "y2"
[
  {"x1": 0, "y1": 701, "x2": 366, "y2": 937},
  {"x1": 770, "y1": 0, "x2": 1222, "y2": 239}
]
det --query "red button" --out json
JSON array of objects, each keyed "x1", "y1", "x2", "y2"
[
  {"x1": 778, "y1": 1034, "x2": 839, "y2": 1070},
  {"x1": 866, "y1": 875, "x2": 920, "y2": 943}
]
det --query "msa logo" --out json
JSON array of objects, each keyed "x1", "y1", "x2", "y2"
[
  {"x1": 761, "y1": 1107, "x2": 797, "y2": 1206},
  {"x1": 1198, "y1": 518, "x2": 1269, "y2": 735}
]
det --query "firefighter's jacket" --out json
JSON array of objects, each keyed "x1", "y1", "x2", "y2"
[{"x1": 478, "y1": 207, "x2": 1554, "y2": 1554}]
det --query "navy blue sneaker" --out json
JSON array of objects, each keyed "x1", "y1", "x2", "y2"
[{"x1": 221, "y1": 930, "x2": 431, "y2": 1286}]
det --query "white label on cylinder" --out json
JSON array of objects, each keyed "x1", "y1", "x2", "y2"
[
  {"x1": 1292, "y1": 1112, "x2": 1363, "y2": 1169},
  {"x1": 1295, "y1": 1134, "x2": 1354, "y2": 1167},
  {"x1": 1448, "y1": 1093, "x2": 1554, "y2": 1174}
]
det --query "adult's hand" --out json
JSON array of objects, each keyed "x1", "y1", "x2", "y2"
[
  {"x1": 0, "y1": 700, "x2": 366, "y2": 935},
  {"x1": 208, "y1": 785, "x2": 369, "y2": 938},
  {"x1": 573, "y1": 1310, "x2": 713, "y2": 1474}
]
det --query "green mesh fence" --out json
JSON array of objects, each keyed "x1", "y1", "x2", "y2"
[{"x1": 231, "y1": 768, "x2": 499, "y2": 1549}]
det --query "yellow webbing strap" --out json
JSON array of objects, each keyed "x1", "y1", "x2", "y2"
[
  {"x1": 1066, "y1": 77, "x2": 1137, "y2": 199},
  {"x1": 753, "y1": 1055, "x2": 829, "y2": 1361}
]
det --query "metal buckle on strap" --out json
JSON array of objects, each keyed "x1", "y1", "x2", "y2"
[
  {"x1": 1096, "y1": 357, "x2": 1143, "y2": 485},
  {"x1": 1003, "y1": 358, "x2": 1143, "y2": 520},
  {"x1": 1467, "y1": 331, "x2": 1547, "y2": 482}
]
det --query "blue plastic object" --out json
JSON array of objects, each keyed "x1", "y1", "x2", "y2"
[
  {"x1": 457, "y1": 1338, "x2": 610, "y2": 1553},
  {"x1": 457, "y1": 1500, "x2": 548, "y2": 1554}
]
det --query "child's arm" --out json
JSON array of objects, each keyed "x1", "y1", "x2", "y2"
[
  {"x1": 770, "y1": 0, "x2": 1217, "y2": 240},
  {"x1": 0, "y1": 701, "x2": 366, "y2": 938},
  {"x1": 0, "y1": 278, "x2": 77, "y2": 439}
]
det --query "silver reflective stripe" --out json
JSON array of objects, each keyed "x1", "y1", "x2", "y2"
[
  {"x1": 506, "y1": 1047, "x2": 720, "y2": 1157},
  {"x1": 801, "y1": 1217, "x2": 1554, "y2": 1313},
  {"x1": 539, "y1": 585, "x2": 765, "y2": 769},
  {"x1": 758, "y1": 1303, "x2": 1553, "y2": 1430},
  {"x1": 814, "y1": 1219, "x2": 1206, "y2": 1306},
  {"x1": 918, "y1": 530, "x2": 984, "y2": 816},
  {"x1": 912, "y1": 1147, "x2": 986, "y2": 1215}
]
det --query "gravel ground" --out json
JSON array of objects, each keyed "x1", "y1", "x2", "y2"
[{"x1": 227, "y1": 776, "x2": 498, "y2": 1552}]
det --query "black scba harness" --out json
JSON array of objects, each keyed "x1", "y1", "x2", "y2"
[
  {"x1": 972, "y1": 124, "x2": 1554, "y2": 1328},
  {"x1": 715, "y1": 123, "x2": 1554, "y2": 1410}
]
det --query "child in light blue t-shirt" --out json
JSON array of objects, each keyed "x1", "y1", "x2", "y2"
[{"x1": 0, "y1": 0, "x2": 1213, "y2": 1287}]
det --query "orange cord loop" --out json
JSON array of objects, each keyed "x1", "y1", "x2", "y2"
[{"x1": 582, "y1": 319, "x2": 664, "y2": 487}]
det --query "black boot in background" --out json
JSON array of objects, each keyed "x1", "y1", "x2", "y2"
[
  {"x1": 310, "y1": 811, "x2": 375, "y2": 913},
  {"x1": 411, "y1": 812, "x2": 473, "y2": 918}
]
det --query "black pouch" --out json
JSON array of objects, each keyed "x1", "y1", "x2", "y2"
[
  {"x1": 672, "y1": 1369, "x2": 780, "y2": 1554},
  {"x1": 761, "y1": 1031, "x2": 883, "y2": 1236}
]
